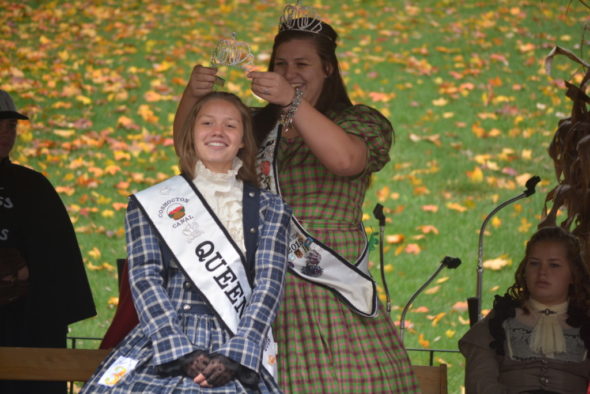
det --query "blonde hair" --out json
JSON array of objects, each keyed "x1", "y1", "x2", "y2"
[{"x1": 173, "y1": 92, "x2": 258, "y2": 185}]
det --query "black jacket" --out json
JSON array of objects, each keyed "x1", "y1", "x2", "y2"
[{"x1": 0, "y1": 157, "x2": 96, "y2": 326}]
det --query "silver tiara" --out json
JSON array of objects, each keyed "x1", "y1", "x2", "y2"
[
  {"x1": 211, "y1": 32, "x2": 253, "y2": 67},
  {"x1": 279, "y1": 0, "x2": 323, "y2": 34}
]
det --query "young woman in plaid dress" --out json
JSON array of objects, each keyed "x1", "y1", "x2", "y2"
[
  {"x1": 82, "y1": 92, "x2": 291, "y2": 393},
  {"x1": 246, "y1": 19, "x2": 419, "y2": 394}
]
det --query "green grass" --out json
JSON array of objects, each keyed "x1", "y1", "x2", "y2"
[{"x1": 2, "y1": 0, "x2": 588, "y2": 392}]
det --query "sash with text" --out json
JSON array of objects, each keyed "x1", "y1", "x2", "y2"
[
  {"x1": 133, "y1": 175, "x2": 278, "y2": 378},
  {"x1": 256, "y1": 125, "x2": 378, "y2": 317}
]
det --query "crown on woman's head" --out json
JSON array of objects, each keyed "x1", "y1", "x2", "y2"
[{"x1": 279, "y1": 0, "x2": 323, "y2": 34}]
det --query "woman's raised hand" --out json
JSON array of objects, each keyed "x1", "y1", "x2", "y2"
[{"x1": 248, "y1": 71, "x2": 295, "y2": 107}]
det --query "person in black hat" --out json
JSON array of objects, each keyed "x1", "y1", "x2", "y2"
[
  {"x1": 0, "y1": 90, "x2": 28, "y2": 158},
  {"x1": 0, "y1": 89, "x2": 96, "y2": 394}
]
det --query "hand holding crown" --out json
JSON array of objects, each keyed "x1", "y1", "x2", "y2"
[
  {"x1": 185, "y1": 33, "x2": 253, "y2": 97},
  {"x1": 210, "y1": 32, "x2": 254, "y2": 87}
]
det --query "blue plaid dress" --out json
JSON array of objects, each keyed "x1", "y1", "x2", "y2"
[{"x1": 81, "y1": 185, "x2": 290, "y2": 393}]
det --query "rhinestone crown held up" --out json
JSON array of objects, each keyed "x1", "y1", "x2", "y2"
[{"x1": 211, "y1": 32, "x2": 254, "y2": 67}]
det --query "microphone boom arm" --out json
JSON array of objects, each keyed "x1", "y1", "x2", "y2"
[
  {"x1": 469, "y1": 175, "x2": 540, "y2": 325},
  {"x1": 399, "y1": 256, "x2": 461, "y2": 344},
  {"x1": 373, "y1": 204, "x2": 390, "y2": 312}
]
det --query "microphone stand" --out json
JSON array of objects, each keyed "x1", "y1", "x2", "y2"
[
  {"x1": 373, "y1": 204, "x2": 390, "y2": 312},
  {"x1": 467, "y1": 175, "x2": 541, "y2": 326},
  {"x1": 399, "y1": 256, "x2": 461, "y2": 344}
]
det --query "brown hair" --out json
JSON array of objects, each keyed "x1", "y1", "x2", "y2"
[
  {"x1": 173, "y1": 92, "x2": 258, "y2": 185},
  {"x1": 507, "y1": 226, "x2": 590, "y2": 313},
  {"x1": 489, "y1": 226, "x2": 590, "y2": 355}
]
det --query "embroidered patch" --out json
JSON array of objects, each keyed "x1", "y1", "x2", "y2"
[
  {"x1": 98, "y1": 356, "x2": 138, "y2": 387},
  {"x1": 301, "y1": 249, "x2": 323, "y2": 277}
]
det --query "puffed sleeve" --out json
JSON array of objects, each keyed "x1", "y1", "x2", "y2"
[
  {"x1": 125, "y1": 198, "x2": 195, "y2": 366},
  {"x1": 332, "y1": 104, "x2": 393, "y2": 173},
  {"x1": 213, "y1": 191, "x2": 291, "y2": 373},
  {"x1": 458, "y1": 315, "x2": 508, "y2": 394}
]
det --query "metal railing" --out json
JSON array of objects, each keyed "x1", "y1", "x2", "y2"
[{"x1": 67, "y1": 336, "x2": 101, "y2": 349}]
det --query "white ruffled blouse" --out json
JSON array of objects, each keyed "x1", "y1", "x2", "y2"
[{"x1": 192, "y1": 159, "x2": 245, "y2": 252}]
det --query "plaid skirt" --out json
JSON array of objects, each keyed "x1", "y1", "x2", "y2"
[
  {"x1": 274, "y1": 274, "x2": 419, "y2": 393},
  {"x1": 80, "y1": 312, "x2": 279, "y2": 394}
]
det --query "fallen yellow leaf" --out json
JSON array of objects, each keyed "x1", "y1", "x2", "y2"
[
  {"x1": 86, "y1": 262, "x2": 102, "y2": 271},
  {"x1": 432, "y1": 97, "x2": 448, "y2": 106},
  {"x1": 405, "y1": 243, "x2": 422, "y2": 255},
  {"x1": 452, "y1": 301, "x2": 468, "y2": 312},
  {"x1": 447, "y1": 202, "x2": 467, "y2": 212},
  {"x1": 413, "y1": 186, "x2": 430, "y2": 195},
  {"x1": 425, "y1": 285, "x2": 440, "y2": 295},
  {"x1": 521, "y1": 149, "x2": 532, "y2": 160},
  {"x1": 101, "y1": 209, "x2": 115, "y2": 218},
  {"x1": 483, "y1": 256, "x2": 512, "y2": 271},
  {"x1": 421, "y1": 205, "x2": 439, "y2": 213},
  {"x1": 418, "y1": 224, "x2": 439, "y2": 234},
  {"x1": 88, "y1": 247, "x2": 102, "y2": 259},
  {"x1": 491, "y1": 216, "x2": 502, "y2": 228},
  {"x1": 55, "y1": 186, "x2": 75, "y2": 196},
  {"x1": 518, "y1": 217, "x2": 532, "y2": 233},
  {"x1": 386, "y1": 234, "x2": 405, "y2": 244},
  {"x1": 466, "y1": 167, "x2": 484, "y2": 183},
  {"x1": 418, "y1": 333, "x2": 430, "y2": 348},
  {"x1": 377, "y1": 186, "x2": 390, "y2": 202},
  {"x1": 54, "y1": 129, "x2": 75, "y2": 138}
]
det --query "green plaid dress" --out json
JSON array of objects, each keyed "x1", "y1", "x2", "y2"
[{"x1": 272, "y1": 105, "x2": 419, "y2": 393}]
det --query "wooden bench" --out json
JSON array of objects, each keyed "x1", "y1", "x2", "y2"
[
  {"x1": 414, "y1": 363, "x2": 448, "y2": 394},
  {"x1": 0, "y1": 347, "x2": 109, "y2": 382},
  {"x1": 0, "y1": 347, "x2": 448, "y2": 393}
]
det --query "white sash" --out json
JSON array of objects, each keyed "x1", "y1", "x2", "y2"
[
  {"x1": 257, "y1": 124, "x2": 378, "y2": 317},
  {"x1": 133, "y1": 175, "x2": 278, "y2": 379}
]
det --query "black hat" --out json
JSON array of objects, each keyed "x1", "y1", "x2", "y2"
[{"x1": 0, "y1": 90, "x2": 29, "y2": 120}]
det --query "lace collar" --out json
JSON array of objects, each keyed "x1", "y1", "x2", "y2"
[
  {"x1": 192, "y1": 158, "x2": 245, "y2": 252},
  {"x1": 193, "y1": 158, "x2": 242, "y2": 192}
]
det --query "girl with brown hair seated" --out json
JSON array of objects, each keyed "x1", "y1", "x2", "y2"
[{"x1": 459, "y1": 226, "x2": 590, "y2": 393}]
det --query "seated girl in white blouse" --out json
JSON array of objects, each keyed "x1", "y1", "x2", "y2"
[{"x1": 81, "y1": 92, "x2": 291, "y2": 394}]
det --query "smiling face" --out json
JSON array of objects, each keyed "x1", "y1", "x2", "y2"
[
  {"x1": 525, "y1": 240, "x2": 572, "y2": 305},
  {"x1": 273, "y1": 38, "x2": 330, "y2": 107},
  {"x1": 0, "y1": 119, "x2": 17, "y2": 158},
  {"x1": 192, "y1": 98, "x2": 244, "y2": 173}
]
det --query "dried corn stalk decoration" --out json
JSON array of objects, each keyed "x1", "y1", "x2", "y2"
[{"x1": 541, "y1": 46, "x2": 590, "y2": 264}]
